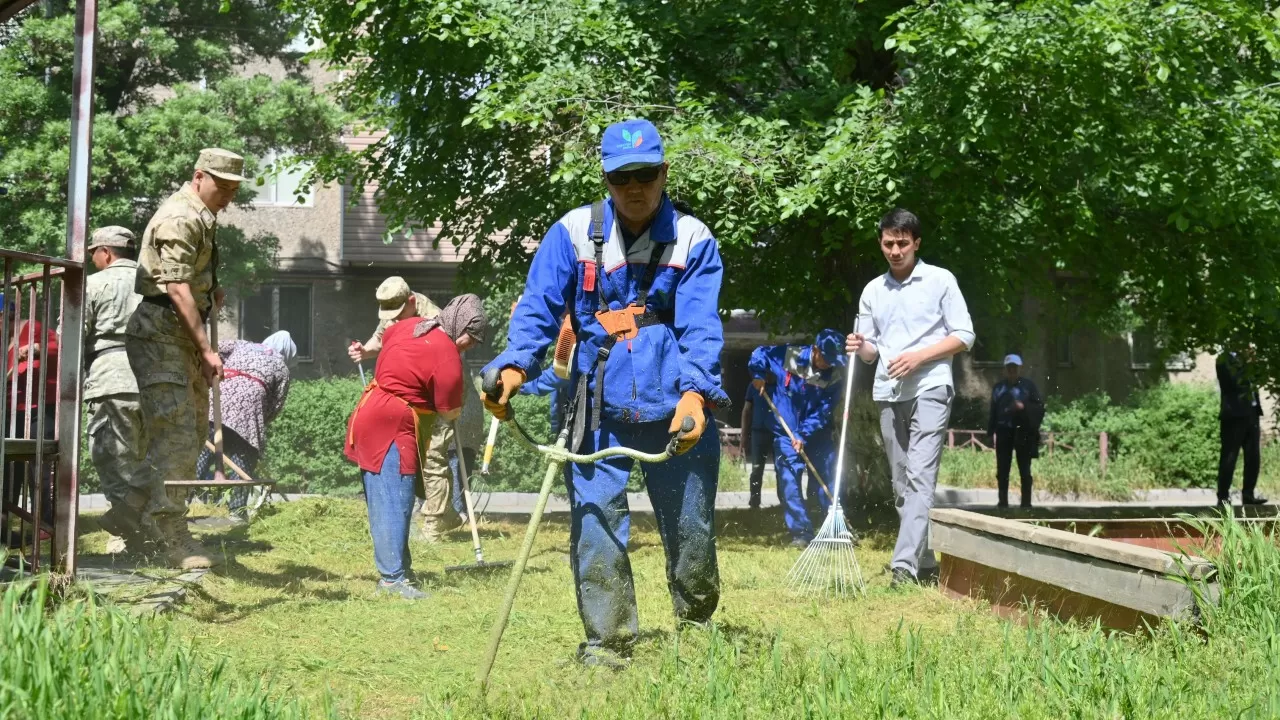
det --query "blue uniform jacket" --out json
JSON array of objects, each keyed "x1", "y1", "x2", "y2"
[
  {"x1": 744, "y1": 384, "x2": 776, "y2": 432},
  {"x1": 748, "y1": 344, "x2": 841, "y2": 441},
  {"x1": 486, "y1": 194, "x2": 728, "y2": 424}
]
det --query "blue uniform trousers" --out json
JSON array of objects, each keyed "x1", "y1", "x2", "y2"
[
  {"x1": 565, "y1": 413, "x2": 720, "y2": 654},
  {"x1": 805, "y1": 430, "x2": 836, "y2": 513},
  {"x1": 772, "y1": 435, "x2": 815, "y2": 540}
]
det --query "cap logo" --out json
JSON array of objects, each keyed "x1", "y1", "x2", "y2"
[{"x1": 620, "y1": 129, "x2": 643, "y2": 149}]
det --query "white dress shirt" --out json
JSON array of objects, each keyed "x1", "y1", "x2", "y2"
[{"x1": 857, "y1": 260, "x2": 975, "y2": 402}]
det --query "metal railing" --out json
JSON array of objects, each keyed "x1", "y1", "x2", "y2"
[
  {"x1": 946, "y1": 428, "x2": 1112, "y2": 477},
  {"x1": 1, "y1": 250, "x2": 85, "y2": 576}
]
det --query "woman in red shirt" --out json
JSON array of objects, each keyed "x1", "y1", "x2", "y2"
[{"x1": 345, "y1": 310, "x2": 464, "y2": 600}]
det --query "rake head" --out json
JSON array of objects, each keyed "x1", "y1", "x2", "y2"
[{"x1": 786, "y1": 504, "x2": 867, "y2": 598}]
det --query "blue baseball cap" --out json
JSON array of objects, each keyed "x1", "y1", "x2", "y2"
[
  {"x1": 815, "y1": 329, "x2": 846, "y2": 367},
  {"x1": 601, "y1": 119, "x2": 665, "y2": 172}
]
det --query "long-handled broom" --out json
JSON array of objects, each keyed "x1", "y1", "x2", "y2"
[
  {"x1": 785, "y1": 351, "x2": 866, "y2": 597},
  {"x1": 444, "y1": 421, "x2": 512, "y2": 575}
]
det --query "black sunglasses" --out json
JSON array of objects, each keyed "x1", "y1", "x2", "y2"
[{"x1": 605, "y1": 166, "x2": 662, "y2": 186}]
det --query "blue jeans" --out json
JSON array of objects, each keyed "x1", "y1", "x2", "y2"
[
  {"x1": 565, "y1": 414, "x2": 720, "y2": 654},
  {"x1": 363, "y1": 442, "x2": 416, "y2": 583}
]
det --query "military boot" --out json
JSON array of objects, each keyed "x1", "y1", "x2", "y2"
[
  {"x1": 97, "y1": 502, "x2": 160, "y2": 556},
  {"x1": 155, "y1": 514, "x2": 219, "y2": 569}
]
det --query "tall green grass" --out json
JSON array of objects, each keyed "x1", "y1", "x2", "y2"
[
  {"x1": 451, "y1": 515, "x2": 1280, "y2": 719},
  {"x1": 0, "y1": 580, "x2": 328, "y2": 719}
]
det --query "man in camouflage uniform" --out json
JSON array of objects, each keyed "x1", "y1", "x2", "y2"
[
  {"x1": 125, "y1": 148, "x2": 247, "y2": 570},
  {"x1": 347, "y1": 276, "x2": 441, "y2": 363},
  {"x1": 348, "y1": 277, "x2": 463, "y2": 541},
  {"x1": 84, "y1": 226, "x2": 158, "y2": 553}
]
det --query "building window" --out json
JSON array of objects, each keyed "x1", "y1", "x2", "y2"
[
  {"x1": 250, "y1": 150, "x2": 315, "y2": 207},
  {"x1": 1057, "y1": 331, "x2": 1072, "y2": 367},
  {"x1": 1128, "y1": 329, "x2": 1193, "y2": 371},
  {"x1": 240, "y1": 284, "x2": 313, "y2": 360}
]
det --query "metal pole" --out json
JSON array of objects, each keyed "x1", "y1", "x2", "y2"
[{"x1": 55, "y1": 0, "x2": 98, "y2": 575}]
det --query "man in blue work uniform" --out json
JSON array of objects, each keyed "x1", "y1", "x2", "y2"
[
  {"x1": 986, "y1": 354, "x2": 1044, "y2": 508},
  {"x1": 482, "y1": 119, "x2": 728, "y2": 667},
  {"x1": 740, "y1": 377, "x2": 776, "y2": 509},
  {"x1": 748, "y1": 329, "x2": 846, "y2": 546}
]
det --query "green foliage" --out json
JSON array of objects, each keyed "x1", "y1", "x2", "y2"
[
  {"x1": 0, "y1": 1, "x2": 345, "y2": 293},
  {"x1": 0, "y1": 579, "x2": 323, "y2": 719},
  {"x1": 1043, "y1": 384, "x2": 1220, "y2": 487},
  {"x1": 290, "y1": 0, "x2": 1280, "y2": 384},
  {"x1": 260, "y1": 375, "x2": 364, "y2": 496}
]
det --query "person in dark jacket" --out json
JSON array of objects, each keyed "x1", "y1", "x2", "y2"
[
  {"x1": 1216, "y1": 351, "x2": 1268, "y2": 506},
  {"x1": 987, "y1": 354, "x2": 1044, "y2": 508}
]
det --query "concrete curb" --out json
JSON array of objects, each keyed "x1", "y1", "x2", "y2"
[{"x1": 79, "y1": 486, "x2": 1227, "y2": 516}]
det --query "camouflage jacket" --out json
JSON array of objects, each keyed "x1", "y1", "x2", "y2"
[
  {"x1": 84, "y1": 259, "x2": 141, "y2": 399},
  {"x1": 130, "y1": 184, "x2": 217, "y2": 347}
]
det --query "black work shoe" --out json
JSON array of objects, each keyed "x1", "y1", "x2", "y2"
[
  {"x1": 996, "y1": 500, "x2": 1009, "y2": 509},
  {"x1": 1216, "y1": 496, "x2": 1231, "y2": 507},
  {"x1": 890, "y1": 568, "x2": 919, "y2": 589},
  {"x1": 1020, "y1": 499, "x2": 1033, "y2": 509},
  {"x1": 1243, "y1": 494, "x2": 1270, "y2": 505}
]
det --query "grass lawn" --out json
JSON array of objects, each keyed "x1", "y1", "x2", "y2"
[{"x1": 76, "y1": 498, "x2": 1280, "y2": 719}]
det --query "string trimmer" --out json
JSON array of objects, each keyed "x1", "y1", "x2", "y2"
[{"x1": 473, "y1": 368, "x2": 694, "y2": 693}]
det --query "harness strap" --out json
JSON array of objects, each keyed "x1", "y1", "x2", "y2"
[{"x1": 223, "y1": 368, "x2": 266, "y2": 388}]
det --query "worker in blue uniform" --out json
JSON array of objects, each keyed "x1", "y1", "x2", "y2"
[
  {"x1": 482, "y1": 119, "x2": 728, "y2": 667},
  {"x1": 748, "y1": 329, "x2": 846, "y2": 546}
]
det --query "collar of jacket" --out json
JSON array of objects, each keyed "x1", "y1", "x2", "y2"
[
  {"x1": 604, "y1": 193, "x2": 678, "y2": 245},
  {"x1": 179, "y1": 183, "x2": 218, "y2": 230}
]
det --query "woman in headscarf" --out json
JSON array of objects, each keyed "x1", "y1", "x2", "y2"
[
  {"x1": 414, "y1": 294, "x2": 490, "y2": 541},
  {"x1": 196, "y1": 330, "x2": 296, "y2": 518},
  {"x1": 345, "y1": 300, "x2": 467, "y2": 599}
]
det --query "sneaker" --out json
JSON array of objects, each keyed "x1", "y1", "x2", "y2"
[
  {"x1": 376, "y1": 580, "x2": 430, "y2": 600},
  {"x1": 576, "y1": 645, "x2": 631, "y2": 670},
  {"x1": 890, "y1": 568, "x2": 919, "y2": 589}
]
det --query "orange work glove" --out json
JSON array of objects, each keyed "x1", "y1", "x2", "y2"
[
  {"x1": 668, "y1": 391, "x2": 706, "y2": 455},
  {"x1": 481, "y1": 367, "x2": 526, "y2": 421}
]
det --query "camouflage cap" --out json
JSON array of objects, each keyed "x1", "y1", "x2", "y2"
[
  {"x1": 195, "y1": 148, "x2": 248, "y2": 183},
  {"x1": 87, "y1": 225, "x2": 136, "y2": 250},
  {"x1": 376, "y1": 276, "x2": 413, "y2": 321}
]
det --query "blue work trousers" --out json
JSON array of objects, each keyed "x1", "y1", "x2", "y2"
[
  {"x1": 565, "y1": 414, "x2": 721, "y2": 654},
  {"x1": 805, "y1": 430, "x2": 836, "y2": 513},
  {"x1": 363, "y1": 442, "x2": 416, "y2": 583},
  {"x1": 772, "y1": 435, "x2": 815, "y2": 540}
]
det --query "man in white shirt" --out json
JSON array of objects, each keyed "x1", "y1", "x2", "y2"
[{"x1": 846, "y1": 208, "x2": 975, "y2": 587}]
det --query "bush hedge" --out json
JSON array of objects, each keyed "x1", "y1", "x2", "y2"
[{"x1": 78, "y1": 378, "x2": 1228, "y2": 496}]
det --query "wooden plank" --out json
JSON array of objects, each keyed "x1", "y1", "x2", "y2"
[
  {"x1": 930, "y1": 508, "x2": 1214, "y2": 577},
  {"x1": 932, "y1": 523, "x2": 1217, "y2": 619},
  {"x1": 0, "y1": 438, "x2": 59, "y2": 459}
]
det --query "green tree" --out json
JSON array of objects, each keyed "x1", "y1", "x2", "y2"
[
  {"x1": 290, "y1": 0, "x2": 1280, "y2": 383},
  {"x1": 0, "y1": 0, "x2": 345, "y2": 291}
]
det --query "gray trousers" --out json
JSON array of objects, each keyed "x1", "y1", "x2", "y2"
[{"x1": 877, "y1": 385, "x2": 952, "y2": 576}]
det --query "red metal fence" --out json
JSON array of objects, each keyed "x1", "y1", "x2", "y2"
[{"x1": 1, "y1": 250, "x2": 85, "y2": 577}]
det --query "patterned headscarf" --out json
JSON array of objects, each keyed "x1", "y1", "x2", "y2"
[
  {"x1": 415, "y1": 293, "x2": 488, "y2": 344},
  {"x1": 262, "y1": 330, "x2": 298, "y2": 367}
]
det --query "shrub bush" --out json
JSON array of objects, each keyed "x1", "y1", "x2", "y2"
[{"x1": 260, "y1": 375, "x2": 365, "y2": 495}]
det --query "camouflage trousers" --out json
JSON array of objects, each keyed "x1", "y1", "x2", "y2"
[
  {"x1": 418, "y1": 418, "x2": 454, "y2": 523},
  {"x1": 85, "y1": 394, "x2": 149, "y2": 510},
  {"x1": 125, "y1": 336, "x2": 208, "y2": 517}
]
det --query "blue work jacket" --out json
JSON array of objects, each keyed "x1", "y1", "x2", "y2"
[
  {"x1": 748, "y1": 344, "x2": 842, "y2": 440},
  {"x1": 486, "y1": 194, "x2": 728, "y2": 424}
]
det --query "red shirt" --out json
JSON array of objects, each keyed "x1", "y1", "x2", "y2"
[
  {"x1": 5, "y1": 320, "x2": 59, "y2": 410},
  {"x1": 344, "y1": 319, "x2": 463, "y2": 475}
]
